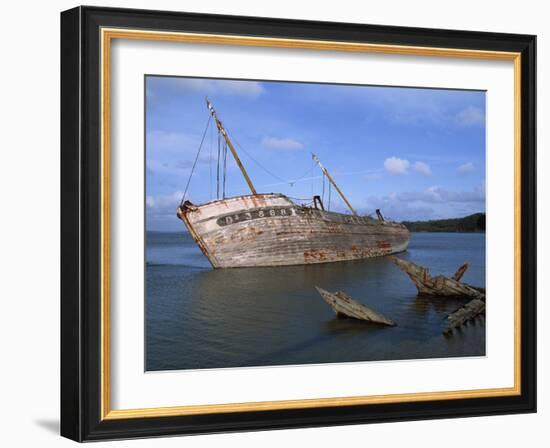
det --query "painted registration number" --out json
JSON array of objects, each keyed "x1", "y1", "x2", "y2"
[{"x1": 217, "y1": 207, "x2": 298, "y2": 226}]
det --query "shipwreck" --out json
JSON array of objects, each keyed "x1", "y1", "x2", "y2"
[
  {"x1": 391, "y1": 257, "x2": 485, "y2": 300},
  {"x1": 444, "y1": 299, "x2": 485, "y2": 334},
  {"x1": 390, "y1": 257, "x2": 486, "y2": 334},
  {"x1": 315, "y1": 287, "x2": 396, "y2": 326},
  {"x1": 177, "y1": 100, "x2": 410, "y2": 268}
]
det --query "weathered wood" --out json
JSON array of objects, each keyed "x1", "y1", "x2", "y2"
[
  {"x1": 444, "y1": 299, "x2": 485, "y2": 334},
  {"x1": 207, "y1": 99, "x2": 257, "y2": 195},
  {"x1": 315, "y1": 286, "x2": 396, "y2": 326},
  {"x1": 312, "y1": 153, "x2": 357, "y2": 216},
  {"x1": 390, "y1": 257, "x2": 485, "y2": 300},
  {"x1": 452, "y1": 263, "x2": 469, "y2": 281},
  {"x1": 178, "y1": 193, "x2": 410, "y2": 268}
]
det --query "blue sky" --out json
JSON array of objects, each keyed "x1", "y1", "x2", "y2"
[{"x1": 146, "y1": 76, "x2": 485, "y2": 231}]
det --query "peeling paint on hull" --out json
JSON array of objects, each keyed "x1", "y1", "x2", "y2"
[{"x1": 177, "y1": 193, "x2": 410, "y2": 268}]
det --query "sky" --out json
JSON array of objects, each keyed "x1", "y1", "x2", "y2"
[{"x1": 146, "y1": 76, "x2": 486, "y2": 231}]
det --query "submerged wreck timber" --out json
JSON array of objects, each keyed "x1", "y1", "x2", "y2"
[
  {"x1": 177, "y1": 100, "x2": 410, "y2": 268},
  {"x1": 315, "y1": 286, "x2": 396, "y2": 326},
  {"x1": 391, "y1": 257, "x2": 485, "y2": 300},
  {"x1": 390, "y1": 257, "x2": 486, "y2": 334},
  {"x1": 444, "y1": 299, "x2": 485, "y2": 334}
]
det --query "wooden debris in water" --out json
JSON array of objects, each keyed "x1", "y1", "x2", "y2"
[
  {"x1": 452, "y1": 263, "x2": 469, "y2": 281},
  {"x1": 444, "y1": 299, "x2": 485, "y2": 334},
  {"x1": 315, "y1": 286, "x2": 396, "y2": 326},
  {"x1": 390, "y1": 257, "x2": 485, "y2": 300}
]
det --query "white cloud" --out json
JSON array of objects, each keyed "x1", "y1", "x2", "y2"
[
  {"x1": 455, "y1": 106, "x2": 485, "y2": 127},
  {"x1": 363, "y1": 183, "x2": 485, "y2": 221},
  {"x1": 146, "y1": 191, "x2": 188, "y2": 231},
  {"x1": 146, "y1": 191, "x2": 185, "y2": 212},
  {"x1": 384, "y1": 157, "x2": 410, "y2": 175},
  {"x1": 457, "y1": 162, "x2": 475, "y2": 175},
  {"x1": 364, "y1": 199, "x2": 435, "y2": 222},
  {"x1": 393, "y1": 185, "x2": 485, "y2": 204},
  {"x1": 173, "y1": 78, "x2": 265, "y2": 98},
  {"x1": 361, "y1": 89, "x2": 485, "y2": 129},
  {"x1": 414, "y1": 161, "x2": 431, "y2": 176},
  {"x1": 146, "y1": 130, "x2": 213, "y2": 180},
  {"x1": 147, "y1": 130, "x2": 196, "y2": 153},
  {"x1": 261, "y1": 137, "x2": 304, "y2": 151}
]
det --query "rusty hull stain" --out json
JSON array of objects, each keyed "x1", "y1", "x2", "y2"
[
  {"x1": 177, "y1": 194, "x2": 410, "y2": 268},
  {"x1": 304, "y1": 249, "x2": 329, "y2": 262},
  {"x1": 376, "y1": 240, "x2": 391, "y2": 250}
]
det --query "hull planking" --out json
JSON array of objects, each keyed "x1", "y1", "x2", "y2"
[{"x1": 177, "y1": 193, "x2": 410, "y2": 268}]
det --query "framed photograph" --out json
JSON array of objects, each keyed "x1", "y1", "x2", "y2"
[{"x1": 60, "y1": 6, "x2": 536, "y2": 441}]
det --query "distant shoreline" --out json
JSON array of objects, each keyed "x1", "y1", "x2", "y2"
[
  {"x1": 146, "y1": 213, "x2": 487, "y2": 234},
  {"x1": 402, "y1": 213, "x2": 485, "y2": 233}
]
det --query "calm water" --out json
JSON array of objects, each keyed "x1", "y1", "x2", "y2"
[{"x1": 146, "y1": 231, "x2": 486, "y2": 371}]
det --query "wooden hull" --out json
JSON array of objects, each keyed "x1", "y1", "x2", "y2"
[
  {"x1": 444, "y1": 299, "x2": 485, "y2": 334},
  {"x1": 315, "y1": 287, "x2": 396, "y2": 326},
  {"x1": 178, "y1": 193, "x2": 410, "y2": 268},
  {"x1": 391, "y1": 257, "x2": 485, "y2": 300}
]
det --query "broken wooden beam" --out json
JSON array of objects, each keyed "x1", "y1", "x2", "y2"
[
  {"x1": 315, "y1": 286, "x2": 396, "y2": 326},
  {"x1": 390, "y1": 257, "x2": 485, "y2": 300},
  {"x1": 452, "y1": 263, "x2": 469, "y2": 281},
  {"x1": 444, "y1": 298, "x2": 485, "y2": 334}
]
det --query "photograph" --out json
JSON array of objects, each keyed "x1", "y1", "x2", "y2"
[{"x1": 145, "y1": 76, "x2": 487, "y2": 371}]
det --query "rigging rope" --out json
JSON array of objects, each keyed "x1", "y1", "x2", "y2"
[
  {"x1": 287, "y1": 196, "x2": 316, "y2": 201},
  {"x1": 209, "y1": 119, "x2": 213, "y2": 200},
  {"x1": 311, "y1": 158, "x2": 315, "y2": 197},
  {"x1": 289, "y1": 164, "x2": 316, "y2": 187},
  {"x1": 322, "y1": 173, "x2": 326, "y2": 204},
  {"x1": 180, "y1": 115, "x2": 212, "y2": 207},
  {"x1": 223, "y1": 140, "x2": 228, "y2": 198},
  {"x1": 225, "y1": 127, "x2": 287, "y2": 183},
  {"x1": 220, "y1": 126, "x2": 328, "y2": 192},
  {"x1": 328, "y1": 181, "x2": 332, "y2": 211},
  {"x1": 216, "y1": 131, "x2": 221, "y2": 199},
  {"x1": 226, "y1": 127, "x2": 318, "y2": 187}
]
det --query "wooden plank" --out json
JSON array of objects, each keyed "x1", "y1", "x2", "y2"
[
  {"x1": 444, "y1": 299, "x2": 485, "y2": 334},
  {"x1": 315, "y1": 286, "x2": 396, "y2": 326},
  {"x1": 391, "y1": 257, "x2": 485, "y2": 300},
  {"x1": 179, "y1": 194, "x2": 410, "y2": 268},
  {"x1": 452, "y1": 263, "x2": 469, "y2": 281}
]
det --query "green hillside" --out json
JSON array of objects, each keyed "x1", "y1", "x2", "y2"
[{"x1": 402, "y1": 213, "x2": 485, "y2": 233}]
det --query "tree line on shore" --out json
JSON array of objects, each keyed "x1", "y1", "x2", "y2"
[{"x1": 402, "y1": 213, "x2": 485, "y2": 233}]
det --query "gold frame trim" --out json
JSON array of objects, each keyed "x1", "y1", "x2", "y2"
[{"x1": 100, "y1": 28, "x2": 522, "y2": 421}]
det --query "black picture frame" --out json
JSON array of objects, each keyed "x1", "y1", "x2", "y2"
[{"x1": 61, "y1": 5, "x2": 536, "y2": 442}]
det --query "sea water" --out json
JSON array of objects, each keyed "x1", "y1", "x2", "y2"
[{"x1": 145, "y1": 232, "x2": 485, "y2": 371}]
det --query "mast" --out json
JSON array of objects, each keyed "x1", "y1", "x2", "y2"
[
  {"x1": 312, "y1": 153, "x2": 357, "y2": 216},
  {"x1": 206, "y1": 99, "x2": 257, "y2": 195}
]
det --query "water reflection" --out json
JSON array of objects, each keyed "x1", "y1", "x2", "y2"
[{"x1": 146, "y1": 232, "x2": 486, "y2": 371}]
